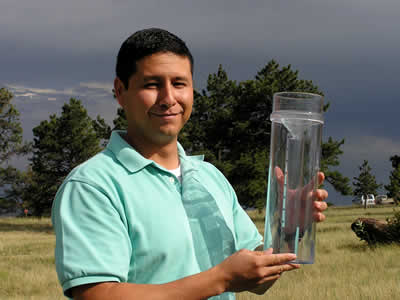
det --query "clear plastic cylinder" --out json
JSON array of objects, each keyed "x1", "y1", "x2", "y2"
[{"x1": 264, "y1": 92, "x2": 324, "y2": 264}]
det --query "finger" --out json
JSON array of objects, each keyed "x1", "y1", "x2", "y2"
[
  {"x1": 262, "y1": 263, "x2": 299, "y2": 278},
  {"x1": 317, "y1": 172, "x2": 325, "y2": 186},
  {"x1": 313, "y1": 189, "x2": 328, "y2": 201},
  {"x1": 275, "y1": 167, "x2": 285, "y2": 202},
  {"x1": 256, "y1": 274, "x2": 281, "y2": 285},
  {"x1": 276, "y1": 263, "x2": 301, "y2": 272},
  {"x1": 313, "y1": 200, "x2": 328, "y2": 212},
  {"x1": 313, "y1": 212, "x2": 326, "y2": 222},
  {"x1": 264, "y1": 253, "x2": 297, "y2": 266}
]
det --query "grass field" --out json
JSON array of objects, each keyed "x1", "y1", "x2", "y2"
[{"x1": 0, "y1": 206, "x2": 399, "y2": 299}]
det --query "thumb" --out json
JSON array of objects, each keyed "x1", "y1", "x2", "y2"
[{"x1": 274, "y1": 167, "x2": 284, "y2": 185}]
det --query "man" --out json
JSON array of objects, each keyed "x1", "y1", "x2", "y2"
[{"x1": 52, "y1": 28, "x2": 328, "y2": 299}]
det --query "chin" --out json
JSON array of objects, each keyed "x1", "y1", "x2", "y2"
[
  {"x1": 158, "y1": 126, "x2": 181, "y2": 137},
  {"x1": 153, "y1": 130, "x2": 180, "y2": 144}
]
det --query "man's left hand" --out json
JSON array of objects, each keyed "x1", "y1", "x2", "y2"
[{"x1": 312, "y1": 172, "x2": 328, "y2": 222}]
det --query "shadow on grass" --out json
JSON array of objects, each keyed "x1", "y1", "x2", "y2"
[
  {"x1": 337, "y1": 242, "x2": 371, "y2": 252},
  {"x1": 0, "y1": 222, "x2": 53, "y2": 234},
  {"x1": 329, "y1": 211, "x2": 395, "y2": 219},
  {"x1": 336, "y1": 240, "x2": 399, "y2": 252},
  {"x1": 318, "y1": 225, "x2": 343, "y2": 233}
]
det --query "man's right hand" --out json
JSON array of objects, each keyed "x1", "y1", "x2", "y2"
[{"x1": 215, "y1": 248, "x2": 300, "y2": 294}]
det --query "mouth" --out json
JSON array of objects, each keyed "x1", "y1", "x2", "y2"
[{"x1": 149, "y1": 112, "x2": 182, "y2": 118}]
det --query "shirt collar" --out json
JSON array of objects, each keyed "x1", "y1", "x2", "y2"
[
  {"x1": 107, "y1": 130, "x2": 204, "y2": 173},
  {"x1": 107, "y1": 131, "x2": 153, "y2": 173},
  {"x1": 178, "y1": 142, "x2": 204, "y2": 175}
]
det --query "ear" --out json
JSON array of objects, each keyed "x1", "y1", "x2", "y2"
[{"x1": 114, "y1": 77, "x2": 125, "y2": 106}]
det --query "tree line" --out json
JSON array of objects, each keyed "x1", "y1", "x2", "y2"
[
  {"x1": 352, "y1": 157, "x2": 400, "y2": 206},
  {"x1": 1, "y1": 61, "x2": 398, "y2": 216}
]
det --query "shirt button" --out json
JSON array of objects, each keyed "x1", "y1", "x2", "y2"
[{"x1": 169, "y1": 177, "x2": 175, "y2": 184}]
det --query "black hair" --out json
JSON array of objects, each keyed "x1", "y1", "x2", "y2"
[{"x1": 116, "y1": 28, "x2": 194, "y2": 89}]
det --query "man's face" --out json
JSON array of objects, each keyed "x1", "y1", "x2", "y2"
[{"x1": 115, "y1": 52, "x2": 193, "y2": 147}]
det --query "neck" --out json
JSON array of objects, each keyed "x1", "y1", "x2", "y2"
[{"x1": 123, "y1": 133, "x2": 180, "y2": 170}]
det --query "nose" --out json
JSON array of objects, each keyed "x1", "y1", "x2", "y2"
[{"x1": 158, "y1": 82, "x2": 176, "y2": 109}]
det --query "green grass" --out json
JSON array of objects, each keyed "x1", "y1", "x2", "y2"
[
  {"x1": 238, "y1": 206, "x2": 400, "y2": 300},
  {"x1": 0, "y1": 218, "x2": 63, "y2": 300},
  {"x1": 1, "y1": 206, "x2": 399, "y2": 299}
]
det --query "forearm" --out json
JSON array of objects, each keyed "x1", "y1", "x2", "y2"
[
  {"x1": 73, "y1": 266, "x2": 226, "y2": 300},
  {"x1": 74, "y1": 248, "x2": 299, "y2": 299}
]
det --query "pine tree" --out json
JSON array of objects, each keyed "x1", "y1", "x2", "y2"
[
  {"x1": 23, "y1": 98, "x2": 103, "y2": 216},
  {"x1": 385, "y1": 155, "x2": 400, "y2": 204},
  {"x1": 92, "y1": 107, "x2": 127, "y2": 144},
  {"x1": 321, "y1": 137, "x2": 352, "y2": 195},
  {"x1": 353, "y1": 160, "x2": 382, "y2": 209},
  {"x1": 0, "y1": 88, "x2": 31, "y2": 213}
]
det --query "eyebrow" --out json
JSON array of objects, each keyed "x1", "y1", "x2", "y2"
[
  {"x1": 142, "y1": 75, "x2": 190, "y2": 82},
  {"x1": 142, "y1": 76, "x2": 161, "y2": 82}
]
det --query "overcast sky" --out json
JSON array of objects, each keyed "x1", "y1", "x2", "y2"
[{"x1": 1, "y1": 0, "x2": 399, "y2": 205}]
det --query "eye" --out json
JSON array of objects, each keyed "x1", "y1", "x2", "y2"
[
  {"x1": 173, "y1": 81, "x2": 186, "y2": 88},
  {"x1": 144, "y1": 82, "x2": 159, "y2": 89}
]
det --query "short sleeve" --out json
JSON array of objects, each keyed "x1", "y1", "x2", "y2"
[{"x1": 51, "y1": 179, "x2": 132, "y2": 297}]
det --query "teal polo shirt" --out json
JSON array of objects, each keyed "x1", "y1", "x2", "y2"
[{"x1": 52, "y1": 131, "x2": 263, "y2": 299}]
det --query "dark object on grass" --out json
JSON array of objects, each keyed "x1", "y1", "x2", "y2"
[{"x1": 351, "y1": 217, "x2": 400, "y2": 245}]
